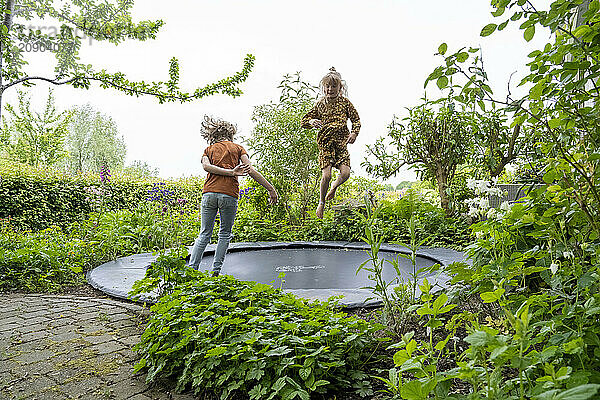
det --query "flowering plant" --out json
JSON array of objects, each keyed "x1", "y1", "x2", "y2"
[{"x1": 466, "y1": 178, "x2": 509, "y2": 222}]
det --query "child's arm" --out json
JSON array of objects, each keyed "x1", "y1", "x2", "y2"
[
  {"x1": 346, "y1": 99, "x2": 361, "y2": 144},
  {"x1": 241, "y1": 154, "x2": 278, "y2": 204},
  {"x1": 301, "y1": 105, "x2": 322, "y2": 129},
  {"x1": 202, "y1": 156, "x2": 249, "y2": 177}
]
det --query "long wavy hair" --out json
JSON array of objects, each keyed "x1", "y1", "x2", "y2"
[{"x1": 200, "y1": 115, "x2": 237, "y2": 145}]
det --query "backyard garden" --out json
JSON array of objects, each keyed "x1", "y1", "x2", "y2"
[{"x1": 1, "y1": 0, "x2": 600, "y2": 399}]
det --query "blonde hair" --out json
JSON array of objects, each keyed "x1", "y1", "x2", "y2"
[
  {"x1": 318, "y1": 67, "x2": 348, "y2": 99},
  {"x1": 200, "y1": 115, "x2": 237, "y2": 145}
]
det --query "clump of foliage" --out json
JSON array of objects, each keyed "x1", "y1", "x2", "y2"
[
  {"x1": 366, "y1": 0, "x2": 600, "y2": 398},
  {"x1": 0, "y1": 221, "x2": 89, "y2": 291},
  {"x1": 0, "y1": 161, "x2": 204, "y2": 231},
  {"x1": 363, "y1": 103, "x2": 471, "y2": 217},
  {"x1": 0, "y1": 89, "x2": 72, "y2": 167},
  {"x1": 134, "y1": 273, "x2": 383, "y2": 400},
  {"x1": 246, "y1": 73, "x2": 320, "y2": 223}
]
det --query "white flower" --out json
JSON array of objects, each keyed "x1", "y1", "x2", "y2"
[
  {"x1": 500, "y1": 201, "x2": 511, "y2": 211},
  {"x1": 486, "y1": 208, "x2": 497, "y2": 219},
  {"x1": 477, "y1": 181, "x2": 490, "y2": 194},
  {"x1": 488, "y1": 187, "x2": 504, "y2": 197},
  {"x1": 563, "y1": 251, "x2": 574, "y2": 259},
  {"x1": 479, "y1": 198, "x2": 490, "y2": 209},
  {"x1": 468, "y1": 206, "x2": 480, "y2": 218},
  {"x1": 550, "y1": 262, "x2": 559, "y2": 274},
  {"x1": 467, "y1": 178, "x2": 477, "y2": 190}
]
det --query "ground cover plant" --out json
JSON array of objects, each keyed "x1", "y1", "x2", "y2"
[{"x1": 133, "y1": 268, "x2": 385, "y2": 400}]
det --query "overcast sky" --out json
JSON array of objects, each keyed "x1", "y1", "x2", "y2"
[{"x1": 13, "y1": 0, "x2": 551, "y2": 184}]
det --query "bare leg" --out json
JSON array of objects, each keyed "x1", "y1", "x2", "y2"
[
  {"x1": 317, "y1": 166, "x2": 332, "y2": 219},
  {"x1": 325, "y1": 164, "x2": 350, "y2": 201}
]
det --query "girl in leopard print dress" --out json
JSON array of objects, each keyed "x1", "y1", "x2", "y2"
[{"x1": 301, "y1": 67, "x2": 361, "y2": 218}]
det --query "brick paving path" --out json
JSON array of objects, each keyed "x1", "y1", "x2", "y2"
[{"x1": 0, "y1": 294, "x2": 195, "y2": 400}]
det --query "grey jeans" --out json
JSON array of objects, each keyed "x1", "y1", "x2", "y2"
[{"x1": 188, "y1": 192, "x2": 238, "y2": 273}]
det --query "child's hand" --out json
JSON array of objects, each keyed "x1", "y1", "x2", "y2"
[
  {"x1": 268, "y1": 189, "x2": 279, "y2": 204},
  {"x1": 310, "y1": 119, "x2": 323, "y2": 129},
  {"x1": 346, "y1": 132, "x2": 358, "y2": 144},
  {"x1": 232, "y1": 164, "x2": 250, "y2": 176}
]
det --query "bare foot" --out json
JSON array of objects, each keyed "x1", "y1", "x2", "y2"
[
  {"x1": 325, "y1": 187, "x2": 337, "y2": 201},
  {"x1": 316, "y1": 202, "x2": 325, "y2": 219}
]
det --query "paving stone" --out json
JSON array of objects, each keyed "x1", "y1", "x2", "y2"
[
  {"x1": 15, "y1": 322, "x2": 49, "y2": 334},
  {"x1": 1, "y1": 294, "x2": 182, "y2": 400},
  {"x1": 82, "y1": 333, "x2": 115, "y2": 345},
  {"x1": 128, "y1": 394, "x2": 153, "y2": 400},
  {"x1": 0, "y1": 323, "x2": 19, "y2": 333},
  {"x1": 78, "y1": 323, "x2": 111, "y2": 334},
  {"x1": 20, "y1": 329, "x2": 51, "y2": 343},
  {"x1": 59, "y1": 375, "x2": 106, "y2": 398},
  {"x1": 107, "y1": 377, "x2": 148, "y2": 400},
  {"x1": 4, "y1": 375, "x2": 56, "y2": 399},
  {"x1": 0, "y1": 315, "x2": 25, "y2": 325},
  {"x1": 89, "y1": 340, "x2": 126, "y2": 356},
  {"x1": 12, "y1": 348, "x2": 55, "y2": 364}
]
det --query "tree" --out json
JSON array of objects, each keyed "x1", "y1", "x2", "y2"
[
  {"x1": 64, "y1": 103, "x2": 126, "y2": 173},
  {"x1": 363, "y1": 103, "x2": 471, "y2": 216},
  {"x1": 123, "y1": 159, "x2": 159, "y2": 179},
  {"x1": 0, "y1": 1, "x2": 255, "y2": 122},
  {"x1": 396, "y1": 181, "x2": 412, "y2": 190},
  {"x1": 1, "y1": 88, "x2": 71, "y2": 166},
  {"x1": 246, "y1": 73, "x2": 320, "y2": 223},
  {"x1": 426, "y1": 0, "x2": 600, "y2": 232}
]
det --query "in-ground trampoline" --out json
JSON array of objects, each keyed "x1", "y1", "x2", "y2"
[{"x1": 87, "y1": 241, "x2": 466, "y2": 308}]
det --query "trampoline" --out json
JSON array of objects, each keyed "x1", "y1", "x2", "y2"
[{"x1": 87, "y1": 241, "x2": 466, "y2": 308}]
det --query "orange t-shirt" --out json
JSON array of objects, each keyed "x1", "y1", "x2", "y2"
[{"x1": 202, "y1": 141, "x2": 248, "y2": 199}]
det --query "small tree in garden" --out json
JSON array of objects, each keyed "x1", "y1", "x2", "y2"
[
  {"x1": 1, "y1": 88, "x2": 71, "y2": 167},
  {"x1": 0, "y1": 0, "x2": 255, "y2": 123},
  {"x1": 246, "y1": 73, "x2": 320, "y2": 223},
  {"x1": 363, "y1": 103, "x2": 471, "y2": 216},
  {"x1": 64, "y1": 103, "x2": 126, "y2": 173}
]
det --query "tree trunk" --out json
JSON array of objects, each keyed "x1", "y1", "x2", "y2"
[
  {"x1": 0, "y1": 0, "x2": 16, "y2": 123},
  {"x1": 435, "y1": 165, "x2": 451, "y2": 217}
]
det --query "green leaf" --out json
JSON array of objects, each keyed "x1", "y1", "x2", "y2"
[
  {"x1": 543, "y1": 169, "x2": 557, "y2": 184},
  {"x1": 554, "y1": 384, "x2": 600, "y2": 400},
  {"x1": 573, "y1": 25, "x2": 591, "y2": 38},
  {"x1": 481, "y1": 23, "x2": 497, "y2": 37},
  {"x1": 436, "y1": 76, "x2": 448, "y2": 89},
  {"x1": 438, "y1": 43, "x2": 448, "y2": 55},
  {"x1": 530, "y1": 81, "x2": 544, "y2": 100},
  {"x1": 524, "y1": 25, "x2": 535, "y2": 41},
  {"x1": 465, "y1": 331, "x2": 493, "y2": 347},
  {"x1": 401, "y1": 379, "x2": 434, "y2": 400},
  {"x1": 548, "y1": 118, "x2": 562, "y2": 129},
  {"x1": 480, "y1": 288, "x2": 505, "y2": 303}
]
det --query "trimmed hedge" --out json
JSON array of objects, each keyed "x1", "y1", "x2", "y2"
[{"x1": 0, "y1": 161, "x2": 205, "y2": 231}]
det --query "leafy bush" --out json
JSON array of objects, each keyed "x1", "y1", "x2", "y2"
[
  {"x1": 0, "y1": 160, "x2": 205, "y2": 231},
  {"x1": 0, "y1": 222, "x2": 90, "y2": 291},
  {"x1": 134, "y1": 274, "x2": 384, "y2": 399}
]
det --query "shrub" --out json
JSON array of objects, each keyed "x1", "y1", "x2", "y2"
[
  {"x1": 134, "y1": 274, "x2": 384, "y2": 399},
  {"x1": 0, "y1": 222, "x2": 90, "y2": 291},
  {"x1": 0, "y1": 161, "x2": 205, "y2": 231}
]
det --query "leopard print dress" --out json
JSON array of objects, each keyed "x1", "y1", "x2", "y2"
[{"x1": 301, "y1": 96, "x2": 361, "y2": 169}]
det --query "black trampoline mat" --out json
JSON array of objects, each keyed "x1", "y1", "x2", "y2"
[{"x1": 197, "y1": 247, "x2": 437, "y2": 289}]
